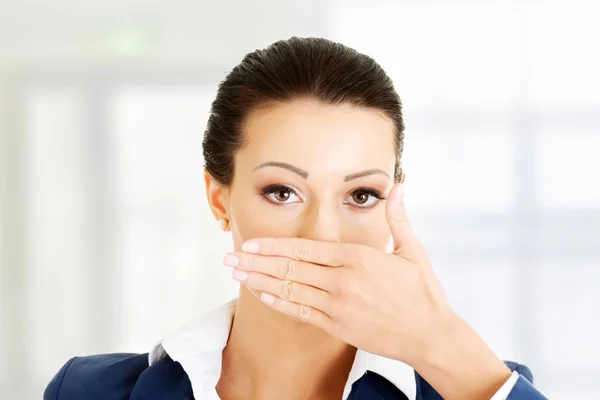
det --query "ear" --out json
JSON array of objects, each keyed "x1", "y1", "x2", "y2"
[{"x1": 204, "y1": 170, "x2": 230, "y2": 230}]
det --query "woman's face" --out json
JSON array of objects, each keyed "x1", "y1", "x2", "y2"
[{"x1": 217, "y1": 99, "x2": 397, "y2": 255}]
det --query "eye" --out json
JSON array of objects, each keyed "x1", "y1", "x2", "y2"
[
  {"x1": 261, "y1": 184, "x2": 302, "y2": 205},
  {"x1": 345, "y1": 188, "x2": 386, "y2": 208}
]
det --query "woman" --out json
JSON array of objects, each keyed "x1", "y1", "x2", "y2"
[{"x1": 45, "y1": 37, "x2": 548, "y2": 400}]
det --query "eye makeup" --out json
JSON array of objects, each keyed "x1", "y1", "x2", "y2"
[
  {"x1": 260, "y1": 184, "x2": 303, "y2": 205},
  {"x1": 259, "y1": 183, "x2": 387, "y2": 209}
]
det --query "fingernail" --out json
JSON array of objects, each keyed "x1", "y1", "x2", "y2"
[
  {"x1": 242, "y1": 241, "x2": 260, "y2": 253},
  {"x1": 223, "y1": 253, "x2": 239, "y2": 267},
  {"x1": 261, "y1": 292, "x2": 275, "y2": 305},
  {"x1": 231, "y1": 269, "x2": 247, "y2": 282}
]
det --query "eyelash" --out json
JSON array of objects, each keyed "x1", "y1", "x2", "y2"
[{"x1": 260, "y1": 184, "x2": 387, "y2": 209}]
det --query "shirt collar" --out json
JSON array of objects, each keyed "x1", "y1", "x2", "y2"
[{"x1": 149, "y1": 299, "x2": 416, "y2": 400}]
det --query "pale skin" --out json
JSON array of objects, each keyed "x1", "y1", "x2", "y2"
[{"x1": 205, "y1": 99, "x2": 512, "y2": 400}]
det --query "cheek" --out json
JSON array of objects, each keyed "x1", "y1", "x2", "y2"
[
  {"x1": 340, "y1": 210, "x2": 392, "y2": 251},
  {"x1": 228, "y1": 191, "x2": 301, "y2": 251}
]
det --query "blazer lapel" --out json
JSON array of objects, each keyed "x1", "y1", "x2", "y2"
[
  {"x1": 129, "y1": 354, "x2": 194, "y2": 400},
  {"x1": 348, "y1": 371, "x2": 410, "y2": 400},
  {"x1": 414, "y1": 371, "x2": 442, "y2": 400}
]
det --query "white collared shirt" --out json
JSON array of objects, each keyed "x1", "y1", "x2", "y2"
[{"x1": 149, "y1": 299, "x2": 518, "y2": 399}]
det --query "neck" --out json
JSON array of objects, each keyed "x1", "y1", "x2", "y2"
[{"x1": 216, "y1": 287, "x2": 357, "y2": 400}]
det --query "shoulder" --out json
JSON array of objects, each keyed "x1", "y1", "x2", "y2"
[{"x1": 44, "y1": 353, "x2": 149, "y2": 400}]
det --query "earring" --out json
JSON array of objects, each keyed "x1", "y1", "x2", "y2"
[{"x1": 218, "y1": 218, "x2": 228, "y2": 231}]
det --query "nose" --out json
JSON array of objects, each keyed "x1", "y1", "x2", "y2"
[{"x1": 297, "y1": 202, "x2": 342, "y2": 244}]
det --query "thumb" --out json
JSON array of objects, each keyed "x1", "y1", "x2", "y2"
[{"x1": 385, "y1": 177, "x2": 414, "y2": 254}]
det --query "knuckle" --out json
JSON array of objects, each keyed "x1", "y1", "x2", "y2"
[
  {"x1": 278, "y1": 257, "x2": 295, "y2": 280},
  {"x1": 293, "y1": 240, "x2": 311, "y2": 261},
  {"x1": 281, "y1": 280, "x2": 297, "y2": 301},
  {"x1": 297, "y1": 304, "x2": 311, "y2": 322}
]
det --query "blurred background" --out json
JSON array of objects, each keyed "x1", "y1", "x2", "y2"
[{"x1": 1, "y1": 0, "x2": 599, "y2": 398}]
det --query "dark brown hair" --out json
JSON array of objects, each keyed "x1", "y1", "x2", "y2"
[{"x1": 202, "y1": 37, "x2": 405, "y2": 186}]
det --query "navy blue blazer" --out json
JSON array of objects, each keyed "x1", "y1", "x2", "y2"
[{"x1": 44, "y1": 352, "x2": 547, "y2": 399}]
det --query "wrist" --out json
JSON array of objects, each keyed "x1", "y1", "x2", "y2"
[{"x1": 412, "y1": 311, "x2": 512, "y2": 400}]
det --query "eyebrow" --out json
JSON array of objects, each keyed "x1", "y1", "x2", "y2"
[
  {"x1": 254, "y1": 162, "x2": 309, "y2": 179},
  {"x1": 253, "y1": 162, "x2": 390, "y2": 181},
  {"x1": 343, "y1": 169, "x2": 390, "y2": 182}
]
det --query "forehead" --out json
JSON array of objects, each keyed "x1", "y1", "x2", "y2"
[{"x1": 238, "y1": 99, "x2": 397, "y2": 174}]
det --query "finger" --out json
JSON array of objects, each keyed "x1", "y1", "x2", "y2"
[
  {"x1": 241, "y1": 237, "x2": 350, "y2": 267},
  {"x1": 224, "y1": 252, "x2": 338, "y2": 292},
  {"x1": 233, "y1": 269, "x2": 333, "y2": 316},
  {"x1": 385, "y1": 178, "x2": 419, "y2": 254},
  {"x1": 259, "y1": 292, "x2": 335, "y2": 334}
]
